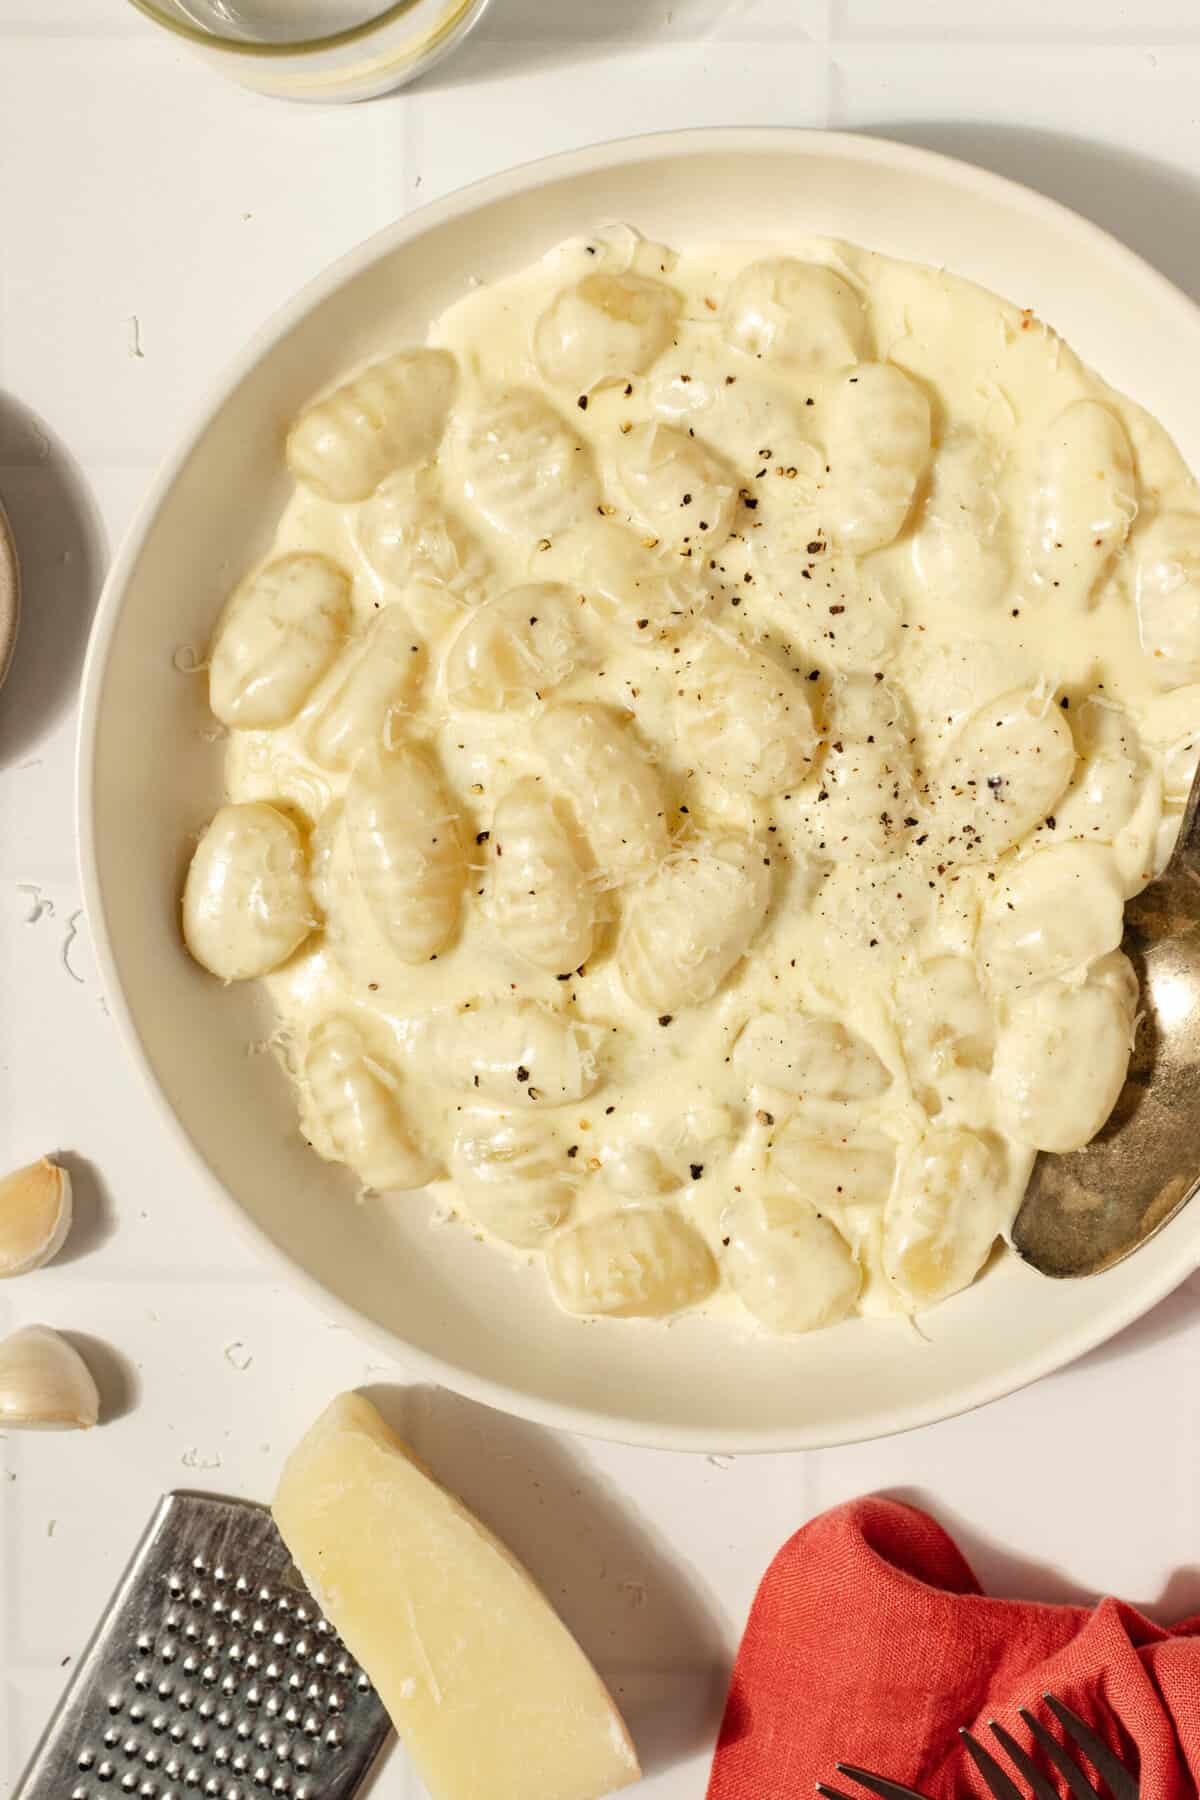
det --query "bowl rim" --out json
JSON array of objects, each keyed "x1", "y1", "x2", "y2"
[{"x1": 77, "y1": 125, "x2": 1200, "y2": 1452}]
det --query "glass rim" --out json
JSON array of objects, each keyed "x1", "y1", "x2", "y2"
[{"x1": 125, "y1": 0, "x2": 446, "y2": 57}]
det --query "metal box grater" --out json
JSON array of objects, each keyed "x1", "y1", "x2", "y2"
[{"x1": 14, "y1": 1491, "x2": 392, "y2": 1800}]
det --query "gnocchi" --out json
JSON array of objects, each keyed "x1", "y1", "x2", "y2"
[
  {"x1": 993, "y1": 961, "x2": 1137, "y2": 1153},
  {"x1": 547, "y1": 1208, "x2": 717, "y2": 1318},
  {"x1": 611, "y1": 423, "x2": 738, "y2": 553},
  {"x1": 812, "y1": 672, "x2": 916, "y2": 861},
  {"x1": 442, "y1": 585, "x2": 584, "y2": 712},
  {"x1": 455, "y1": 389, "x2": 599, "y2": 542},
  {"x1": 936, "y1": 686, "x2": 1077, "y2": 861},
  {"x1": 194, "y1": 227, "x2": 1200, "y2": 1337},
  {"x1": 302, "y1": 1017, "x2": 438, "y2": 1192},
  {"x1": 183, "y1": 803, "x2": 312, "y2": 982},
  {"x1": 533, "y1": 703, "x2": 668, "y2": 883},
  {"x1": 534, "y1": 272, "x2": 681, "y2": 390},
  {"x1": 617, "y1": 837, "x2": 770, "y2": 1011},
  {"x1": 733, "y1": 1013, "x2": 891, "y2": 1102},
  {"x1": 911, "y1": 430, "x2": 1011, "y2": 611},
  {"x1": 674, "y1": 634, "x2": 817, "y2": 796},
  {"x1": 722, "y1": 258, "x2": 869, "y2": 369},
  {"x1": 1135, "y1": 511, "x2": 1200, "y2": 689},
  {"x1": 344, "y1": 738, "x2": 466, "y2": 962},
  {"x1": 822, "y1": 363, "x2": 930, "y2": 554},
  {"x1": 356, "y1": 468, "x2": 489, "y2": 600},
  {"x1": 287, "y1": 349, "x2": 457, "y2": 503},
  {"x1": 883, "y1": 1129, "x2": 1013, "y2": 1308},
  {"x1": 305, "y1": 606, "x2": 423, "y2": 772},
  {"x1": 450, "y1": 1116, "x2": 573, "y2": 1247},
  {"x1": 1027, "y1": 400, "x2": 1135, "y2": 608},
  {"x1": 209, "y1": 554, "x2": 351, "y2": 731},
  {"x1": 485, "y1": 778, "x2": 597, "y2": 974},
  {"x1": 412, "y1": 1004, "x2": 603, "y2": 1106},
  {"x1": 723, "y1": 1192, "x2": 861, "y2": 1333},
  {"x1": 977, "y1": 842, "x2": 1126, "y2": 989}
]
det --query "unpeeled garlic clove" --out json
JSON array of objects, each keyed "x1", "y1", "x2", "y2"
[
  {"x1": 0, "y1": 1325, "x2": 99, "y2": 1429},
  {"x1": 0, "y1": 1158, "x2": 73, "y2": 1276}
]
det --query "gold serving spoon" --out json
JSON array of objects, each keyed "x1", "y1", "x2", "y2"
[{"x1": 1013, "y1": 761, "x2": 1200, "y2": 1277}]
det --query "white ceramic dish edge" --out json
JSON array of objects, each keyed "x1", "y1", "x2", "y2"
[{"x1": 77, "y1": 127, "x2": 1200, "y2": 1452}]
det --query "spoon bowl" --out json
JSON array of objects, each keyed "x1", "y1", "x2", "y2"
[{"x1": 1014, "y1": 765, "x2": 1200, "y2": 1277}]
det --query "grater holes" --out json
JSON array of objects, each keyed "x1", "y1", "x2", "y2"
[
  {"x1": 134, "y1": 1672, "x2": 153, "y2": 1693},
  {"x1": 271, "y1": 1780, "x2": 289, "y2": 1796},
  {"x1": 165, "y1": 1610, "x2": 183, "y2": 1632},
  {"x1": 204, "y1": 1783, "x2": 221, "y2": 1798},
  {"x1": 177, "y1": 1691, "x2": 195, "y2": 1715},
  {"x1": 189, "y1": 1586, "x2": 206, "y2": 1611},
  {"x1": 130, "y1": 1704, "x2": 147, "y2": 1724},
  {"x1": 103, "y1": 1730, "x2": 121, "y2": 1750},
  {"x1": 160, "y1": 1640, "x2": 178, "y2": 1665},
  {"x1": 215, "y1": 1708, "x2": 234, "y2": 1731},
  {"x1": 121, "y1": 1774, "x2": 138, "y2": 1793},
  {"x1": 312, "y1": 1651, "x2": 329, "y2": 1671},
  {"x1": 184, "y1": 1768, "x2": 203, "y2": 1789},
  {"x1": 167, "y1": 1576, "x2": 185, "y2": 1602},
  {"x1": 301, "y1": 1715, "x2": 321, "y2": 1740},
  {"x1": 137, "y1": 1635, "x2": 154, "y2": 1657},
  {"x1": 150, "y1": 1717, "x2": 168, "y2": 1739},
  {"x1": 211, "y1": 1598, "x2": 228, "y2": 1619},
  {"x1": 184, "y1": 1622, "x2": 202, "y2": 1645},
  {"x1": 212, "y1": 1565, "x2": 228, "y2": 1586},
  {"x1": 332, "y1": 1658, "x2": 350, "y2": 1679},
  {"x1": 183, "y1": 1655, "x2": 200, "y2": 1676},
  {"x1": 98, "y1": 1762, "x2": 117, "y2": 1783},
  {"x1": 290, "y1": 1752, "x2": 311, "y2": 1774},
  {"x1": 251, "y1": 1617, "x2": 269, "y2": 1641},
  {"x1": 156, "y1": 1680, "x2": 174, "y2": 1702},
  {"x1": 324, "y1": 1725, "x2": 343, "y2": 1751},
  {"x1": 191, "y1": 1557, "x2": 208, "y2": 1576},
  {"x1": 72, "y1": 1787, "x2": 89, "y2": 1800},
  {"x1": 140, "y1": 1786, "x2": 158, "y2": 1799},
  {"x1": 325, "y1": 1691, "x2": 343, "y2": 1714},
  {"x1": 169, "y1": 1722, "x2": 187, "y2": 1744},
  {"x1": 355, "y1": 1675, "x2": 370, "y2": 1694},
  {"x1": 312, "y1": 1620, "x2": 330, "y2": 1639},
  {"x1": 123, "y1": 1736, "x2": 142, "y2": 1759},
  {"x1": 109, "y1": 1696, "x2": 126, "y2": 1716}
]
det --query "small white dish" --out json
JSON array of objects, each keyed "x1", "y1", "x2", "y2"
[
  {"x1": 0, "y1": 495, "x2": 20, "y2": 694},
  {"x1": 78, "y1": 129, "x2": 1200, "y2": 1451}
]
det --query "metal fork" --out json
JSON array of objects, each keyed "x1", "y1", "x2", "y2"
[{"x1": 819, "y1": 1693, "x2": 1138, "y2": 1800}]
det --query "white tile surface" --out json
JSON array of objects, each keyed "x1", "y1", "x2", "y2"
[{"x1": 4, "y1": 4, "x2": 1200, "y2": 1796}]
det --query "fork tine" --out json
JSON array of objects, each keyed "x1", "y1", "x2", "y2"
[
  {"x1": 1020, "y1": 1710, "x2": 1106, "y2": 1800},
  {"x1": 987, "y1": 1720, "x2": 1060, "y2": 1800},
  {"x1": 816, "y1": 1785, "x2": 859, "y2": 1800},
  {"x1": 835, "y1": 1763, "x2": 933, "y2": 1800},
  {"x1": 960, "y1": 1728, "x2": 1025, "y2": 1800},
  {"x1": 1043, "y1": 1694, "x2": 1139, "y2": 1800}
]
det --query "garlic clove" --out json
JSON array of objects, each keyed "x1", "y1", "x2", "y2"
[
  {"x1": 0, "y1": 1325, "x2": 99, "y2": 1429},
  {"x1": 0, "y1": 1157, "x2": 73, "y2": 1276}
]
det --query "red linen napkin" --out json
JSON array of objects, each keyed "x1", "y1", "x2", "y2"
[{"x1": 707, "y1": 1497, "x2": 1200, "y2": 1798}]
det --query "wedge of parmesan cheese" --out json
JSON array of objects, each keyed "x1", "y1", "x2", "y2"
[{"x1": 273, "y1": 1393, "x2": 641, "y2": 1800}]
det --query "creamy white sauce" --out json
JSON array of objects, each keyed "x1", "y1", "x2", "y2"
[{"x1": 182, "y1": 228, "x2": 1200, "y2": 1334}]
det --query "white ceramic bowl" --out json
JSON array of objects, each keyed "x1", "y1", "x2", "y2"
[{"x1": 79, "y1": 128, "x2": 1200, "y2": 1452}]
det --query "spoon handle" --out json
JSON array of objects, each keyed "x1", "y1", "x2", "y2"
[{"x1": 1167, "y1": 754, "x2": 1200, "y2": 878}]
